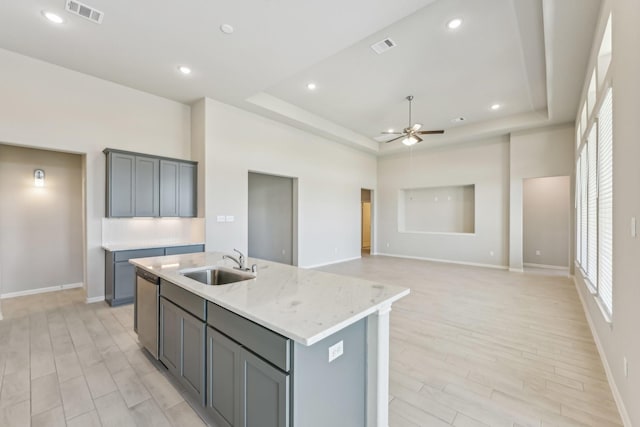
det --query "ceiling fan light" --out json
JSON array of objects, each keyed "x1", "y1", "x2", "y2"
[
  {"x1": 402, "y1": 135, "x2": 419, "y2": 146},
  {"x1": 412, "y1": 123, "x2": 422, "y2": 131}
]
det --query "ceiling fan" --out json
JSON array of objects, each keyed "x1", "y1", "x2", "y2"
[{"x1": 382, "y1": 95, "x2": 444, "y2": 146}]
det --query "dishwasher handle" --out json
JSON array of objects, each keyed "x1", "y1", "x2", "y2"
[{"x1": 136, "y1": 268, "x2": 158, "y2": 284}]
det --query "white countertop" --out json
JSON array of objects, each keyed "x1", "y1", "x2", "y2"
[
  {"x1": 102, "y1": 242, "x2": 205, "y2": 251},
  {"x1": 130, "y1": 252, "x2": 409, "y2": 346}
]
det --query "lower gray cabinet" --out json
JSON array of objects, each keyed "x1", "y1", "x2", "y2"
[
  {"x1": 107, "y1": 244, "x2": 204, "y2": 306},
  {"x1": 207, "y1": 327, "x2": 240, "y2": 427},
  {"x1": 206, "y1": 326, "x2": 290, "y2": 427},
  {"x1": 160, "y1": 297, "x2": 206, "y2": 404},
  {"x1": 240, "y1": 348, "x2": 290, "y2": 427}
]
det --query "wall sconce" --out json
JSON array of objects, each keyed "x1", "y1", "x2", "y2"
[{"x1": 34, "y1": 169, "x2": 45, "y2": 187}]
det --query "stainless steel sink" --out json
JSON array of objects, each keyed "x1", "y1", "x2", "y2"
[{"x1": 179, "y1": 267, "x2": 255, "y2": 286}]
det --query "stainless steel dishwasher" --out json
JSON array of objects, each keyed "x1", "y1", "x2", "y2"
[{"x1": 135, "y1": 268, "x2": 160, "y2": 359}]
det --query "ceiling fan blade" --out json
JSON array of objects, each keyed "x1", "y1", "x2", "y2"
[
  {"x1": 411, "y1": 123, "x2": 422, "y2": 131},
  {"x1": 416, "y1": 130, "x2": 445, "y2": 135},
  {"x1": 415, "y1": 135, "x2": 423, "y2": 143},
  {"x1": 384, "y1": 135, "x2": 406, "y2": 143}
]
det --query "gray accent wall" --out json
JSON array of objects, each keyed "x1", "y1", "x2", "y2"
[
  {"x1": 248, "y1": 172, "x2": 294, "y2": 265},
  {"x1": 0, "y1": 144, "x2": 83, "y2": 296},
  {"x1": 523, "y1": 176, "x2": 570, "y2": 267}
]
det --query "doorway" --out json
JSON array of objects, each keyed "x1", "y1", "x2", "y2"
[
  {"x1": 361, "y1": 189, "x2": 372, "y2": 255},
  {"x1": 522, "y1": 176, "x2": 571, "y2": 275},
  {"x1": 248, "y1": 172, "x2": 298, "y2": 265}
]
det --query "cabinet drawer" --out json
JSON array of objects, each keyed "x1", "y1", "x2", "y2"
[
  {"x1": 114, "y1": 248, "x2": 164, "y2": 262},
  {"x1": 208, "y1": 302, "x2": 290, "y2": 372},
  {"x1": 160, "y1": 279, "x2": 206, "y2": 321},
  {"x1": 164, "y1": 244, "x2": 204, "y2": 256}
]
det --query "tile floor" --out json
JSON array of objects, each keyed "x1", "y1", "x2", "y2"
[{"x1": 0, "y1": 255, "x2": 623, "y2": 426}]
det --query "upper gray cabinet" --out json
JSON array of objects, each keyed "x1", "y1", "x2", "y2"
[
  {"x1": 160, "y1": 160, "x2": 197, "y2": 217},
  {"x1": 105, "y1": 149, "x2": 197, "y2": 218}
]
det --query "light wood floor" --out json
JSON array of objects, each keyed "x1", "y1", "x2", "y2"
[
  {"x1": 0, "y1": 255, "x2": 622, "y2": 426},
  {"x1": 320, "y1": 256, "x2": 623, "y2": 427}
]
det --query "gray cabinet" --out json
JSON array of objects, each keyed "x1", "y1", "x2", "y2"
[
  {"x1": 107, "y1": 152, "x2": 135, "y2": 217},
  {"x1": 134, "y1": 156, "x2": 160, "y2": 216},
  {"x1": 206, "y1": 302, "x2": 290, "y2": 427},
  {"x1": 105, "y1": 247, "x2": 164, "y2": 306},
  {"x1": 160, "y1": 160, "x2": 197, "y2": 217},
  {"x1": 160, "y1": 297, "x2": 206, "y2": 404},
  {"x1": 207, "y1": 327, "x2": 240, "y2": 427},
  {"x1": 105, "y1": 149, "x2": 197, "y2": 218},
  {"x1": 240, "y1": 348, "x2": 290, "y2": 427},
  {"x1": 106, "y1": 244, "x2": 204, "y2": 306}
]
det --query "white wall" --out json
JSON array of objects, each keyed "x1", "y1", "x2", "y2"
[
  {"x1": 0, "y1": 48, "x2": 191, "y2": 300},
  {"x1": 0, "y1": 145, "x2": 82, "y2": 296},
  {"x1": 194, "y1": 98, "x2": 377, "y2": 268},
  {"x1": 509, "y1": 125, "x2": 575, "y2": 271},
  {"x1": 574, "y1": 1, "x2": 640, "y2": 424},
  {"x1": 377, "y1": 137, "x2": 510, "y2": 267},
  {"x1": 523, "y1": 176, "x2": 570, "y2": 267}
]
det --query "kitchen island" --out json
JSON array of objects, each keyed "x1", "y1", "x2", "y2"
[{"x1": 130, "y1": 252, "x2": 409, "y2": 427}]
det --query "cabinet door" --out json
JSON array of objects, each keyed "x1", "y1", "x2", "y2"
[
  {"x1": 180, "y1": 309, "x2": 206, "y2": 404},
  {"x1": 240, "y1": 349, "x2": 290, "y2": 427},
  {"x1": 159, "y1": 297, "x2": 180, "y2": 374},
  {"x1": 108, "y1": 152, "x2": 135, "y2": 217},
  {"x1": 164, "y1": 244, "x2": 204, "y2": 256},
  {"x1": 178, "y1": 162, "x2": 197, "y2": 217},
  {"x1": 135, "y1": 156, "x2": 160, "y2": 216},
  {"x1": 160, "y1": 160, "x2": 179, "y2": 217},
  {"x1": 207, "y1": 327, "x2": 240, "y2": 427},
  {"x1": 113, "y1": 261, "x2": 135, "y2": 302}
]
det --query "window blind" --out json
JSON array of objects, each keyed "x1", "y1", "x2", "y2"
[
  {"x1": 598, "y1": 88, "x2": 613, "y2": 313},
  {"x1": 580, "y1": 147, "x2": 588, "y2": 268},
  {"x1": 587, "y1": 125, "x2": 598, "y2": 287},
  {"x1": 576, "y1": 156, "x2": 582, "y2": 266}
]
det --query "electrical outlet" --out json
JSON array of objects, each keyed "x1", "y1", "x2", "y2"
[
  {"x1": 536, "y1": 250, "x2": 541, "y2": 256},
  {"x1": 624, "y1": 357, "x2": 629, "y2": 378},
  {"x1": 386, "y1": 242, "x2": 390, "y2": 248},
  {"x1": 328, "y1": 340, "x2": 344, "y2": 362},
  {"x1": 216, "y1": 215, "x2": 226, "y2": 223}
]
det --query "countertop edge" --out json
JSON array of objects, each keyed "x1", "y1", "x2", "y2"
[{"x1": 102, "y1": 242, "x2": 205, "y2": 251}]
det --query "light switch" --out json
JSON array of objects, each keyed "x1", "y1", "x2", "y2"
[
  {"x1": 217, "y1": 215, "x2": 226, "y2": 223},
  {"x1": 226, "y1": 215, "x2": 235, "y2": 222}
]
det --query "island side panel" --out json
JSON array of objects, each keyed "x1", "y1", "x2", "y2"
[
  {"x1": 367, "y1": 304, "x2": 392, "y2": 427},
  {"x1": 292, "y1": 318, "x2": 366, "y2": 427}
]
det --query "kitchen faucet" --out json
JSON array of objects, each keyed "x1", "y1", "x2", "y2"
[{"x1": 223, "y1": 249, "x2": 258, "y2": 273}]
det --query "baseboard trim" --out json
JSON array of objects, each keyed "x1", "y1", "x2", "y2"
[
  {"x1": 303, "y1": 256, "x2": 362, "y2": 269},
  {"x1": 523, "y1": 262, "x2": 569, "y2": 270},
  {"x1": 377, "y1": 252, "x2": 508, "y2": 270},
  {"x1": 573, "y1": 276, "x2": 632, "y2": 427},
  {"x1": 86, "y1": 295, "x2": 106, "y2": 304},
  {"x1": 0, "y1": 282, "x2": 83, "y2": 299},
  {"x1": 509, "y1": 267, "x2": 524, "y2": 273}
]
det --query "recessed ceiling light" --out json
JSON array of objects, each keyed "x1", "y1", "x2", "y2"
[
  {"x1": 220, "y1": 24, "x2": 234, "y2": 34},
  {"x1": 178, "y1": 66, "x2": 192, "y2": 75},
  {"x1": 451, "y1": 117, "x2": 465, "y2": 123},
  {"x1": 42, "y1": 11, "x2": 64, "y2": 24},
  {"x1": 490, "y1": 103, "x2": 501, "y2": 110},
  {"x1": 307, "y1": 82, "x2": 317, "y2": 90},
  {"x1": 447, "y1": 18, "x2": 462, "y2": 30},
  {"x1": 387, "y1": 128, "x2": 394, "y2": 133}
]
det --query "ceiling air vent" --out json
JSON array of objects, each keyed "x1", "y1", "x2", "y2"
[
  {"x1": 370, "y1": 38, "x2": 397, "y2": 54},
  {"x1": 66, "y1": 0, "x2": 104, "y2": 24}
]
